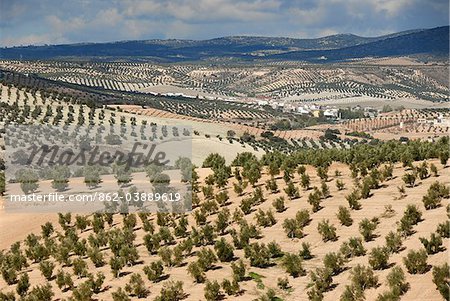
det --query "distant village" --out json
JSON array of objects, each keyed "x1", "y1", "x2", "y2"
[
  {"x1": 254, "y1": 99, "x2": 378, "y2": 120},
  {"x1": 153, "y1": 90, "x2": 449, "y2": 127},
  {"x1": 155, "y1": 91, "x2": 379, "y2": 120}
]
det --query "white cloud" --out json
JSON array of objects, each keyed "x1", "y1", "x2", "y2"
[
  {"x1": 46, "y1": 15, "x2": 86, "y2": 34},
  {"x1": 94, "y1": 8, "x2": 123, "y2": 27},
  {"x1": 1, "y1": 34, "x2": 66, "y2": 47},
  {"x1": 0, "y1": 0, "x2": 447, "y2": 46},
  {"x1": 122, "y1": 0, "x2": 281, "y2": 22}
]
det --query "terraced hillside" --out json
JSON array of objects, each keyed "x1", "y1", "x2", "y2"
[{"x1": 1, "y1": 60, "x2": 448, "y2": 103}]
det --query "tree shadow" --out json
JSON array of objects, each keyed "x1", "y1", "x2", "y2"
[
  {"x1": 210, "y1": 265, "x2": 223, "y2": 271},
  {"x1": 118, "y1": 271, "x2": 132, "y2": 277}
]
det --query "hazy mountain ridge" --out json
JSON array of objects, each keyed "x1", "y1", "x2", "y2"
[
  {"x1": 0, "y1": 26, "x2": 447, "y2": 62},
  {"x1": 269, "y1": 26, "x2": 449, "y2": 61}
]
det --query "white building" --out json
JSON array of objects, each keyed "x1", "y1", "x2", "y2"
[
  {"x1": 323, "y1": 109, "x2": 338, "y2": 118},
  {"x1": 257, "y1": 100, "x2": 269, "y2": 106}
]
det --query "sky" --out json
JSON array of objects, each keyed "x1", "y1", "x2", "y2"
[{"x1": 0, "y1": 0, "x2": 449, "y2": 47}]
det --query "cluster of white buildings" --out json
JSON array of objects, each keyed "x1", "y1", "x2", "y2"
[
  {"x1": 417, "y1": 114, "x2": 450, "y2": 127},
  {"x1": 257, "y1": 99, "x2": 340, "y2": 118}
]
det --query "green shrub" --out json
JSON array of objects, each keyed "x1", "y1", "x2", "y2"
[
  {"x1": 337, "y1": 206, "x2": 353, "y2": 226},
  {"x1": 397, "y1": 216, "x2": 414, "y2": 237},
  {"x1": 402, "y1": 172, "x2": 417, "y2": 188},
  {"x1": 296, "y1": 209, "x2": 311, "y2": 227},
  {"x1": 112, "y1": 287, "x2": 130, "y2": 301},
  {"x1": 265, "y1": 177, "x2": 278, "y2": 193},
  {"x1": 75, "y1": 215, "x2": 90, "y2": 232},
  {"x1": 308, "y1": 287, "x2": 324, "y2": 301},
  {"x1": 277, "y1": 277, "x2": 290, "y2": 290},
  {"x1": 202, "y1": 185, "x2": 214, "y2": 200},
  {"x1": 233, "y1": 181, "x2": 246, "y2": 196},
  {"x1": 204, "y1": 280, "x2": 221, "y2": 301},
  {"x1": 299, "y1": 242, "x2": 313, "y2": 260},
  {"x1": 267, "y1": 241, "x2": 283, "y2": 258},
  {"x1": 340, "y1": 285, "x2": 364, "y2": 301},
  {"x1": 1, "y1": 266, "x2": 17, "y2": 285},
  {"x1": 27, "y1": 283, "x2": 54, "y2": 301},
  {"x1": 336, "y1": 179, "x2": 345, "y2": 190},
  {"x1": 84, "y1": 166, "x2": 101, "y2": 188},
  {"x1": 197, "y1": 247, "x2": 217, "y2": 271},
  {"x1": 381, "y1": 164, "x2": 394, "y2": 180},
  {"x1": 419, "y1": 233, "x2": 443, "y2": 254},
  {"x1": 39, "y1": 260, "x2": 55, "y2": 280},
  {"x1": 87, "y1": 246, "x2": 105, "y2": 267},
  {"x1": 123, "y1": 214, "x2": 137, "y2": 230},
  {"x1": 124, "y1": 273, "x2": 148, "y2": 298},
  {"x1": 73, "y1": 239, "x2": 87, "y2": 257},
  {"x1": 349, "y1": 264, "x2": 378, "y2": 291},
  {"x1": 244, "y1": 243, "x2": 271, "y2": 268},
  {"x1": 386, "y1": 266, "x2": 409, "y2": 296},
  {"x1": 416, "y1": 161, "x2": 429, "y2": 179},
  {"x1": 359, "y1": 218, "x2": 377, "y2": 241},
  {"x1": 215, "y1": 190, "x2": 229, "y2": 206},
  {"x1": 109, "y1": 256, "x2": 125, "y2": 278},
  {"x1": 432, "y1": 263, "x2": 450, "y2": 300},
  {"x1": 422, "y1": 181, "x2": 450, "y2": 210},
  {"x1": 376, "y1": 290, "x2": 400, "y2": 301},
  {"x1": 283, "y1": 218, "x2": 303, "y2": 239},
  {"x1": 158, "y1": 246, "x2": 173, "y2": 267},
  {"x1": 187, "y1": 261, "x2": 205, "y2": 283},
  {"x1": 56, "y1": 269, "x2": 73, "y2": 291},
  {"x1": 17, "y1": 169, "x2": 39, "y2": 194},
  {"x1": 73, "y1": 257, "x2": 89, "y2": 278},
  {"x1": 272, "y1": 197, "x2": 286, "y2": 212},
  {"x1": 41, "y1": 222, "x2": 54, "y2": 238},
  {"x1": 301, "y1": 173, "x2": 311, "y2": 190},
  {"x1": 317, "y1": 220, "x2": 337, "y2": 242},
  {"x1": 317, "y1": 166, "x2": 328, "y2": 181},
  {"x1": 309, "y1": 267, "x2": 332, "y2": 295},
  {"x1": 154, "y1": 281, "x2": 186, "y2": 301},
  {"x1": 308, "y1": 188, "x2": 322, "y2": 212},
  {"x1": 340, "y1": 237, "x2": 366, "y2": 258},
  {"x1": 255, "y1": 209, "x2": 277, "y2": 227},
  {"x1": 436, "y1": 221, "x2": 450, "y2": 238},
  {"x1": 281, "y1": 253, "x2": 304, "y2": 277},
  {"x1": 439, "y1": 150, "x2": 449, "y2": 166},
  {"x1": 284, "y1": 181, "x2": 300, "y2": 199},
  {"x1": 403, "y1": 249, "x2": 428, "y2": 274},
  {"x1": 346, "y1": 190, "x2": 361, "y2": 210},
  {"x1": 222, "y1": 278, "x2": 240, "y2": 296},
  {"x1": 403, "y1": 204, "x2": 422, "y2": 225},
  {"x1": 0, "y1": 291, "x2": 15, "y2": 301},
  {"x1": 430, "y1": 163, "x2": 438, "y2": 176},
  {"x1": 71, "y1": 280, "x2": 94, "y2": 301},
  {"x1": 143, "y1": 260, "x2": 164, "y2": 282},
  {"x1": 240, "y1": 197, "x2": 254, "y2": 215},
  {"x1": 360, "y1": 177, "x2": 372, "y2": 199},
  {"x1": 88, "y1": 272, "x2": 105, "y2": 294},
  {"x1": 231, "y1": 259, "x2": 246, "y2": 282},
  {"x1": 16, "y1": 273, "x2": 30, "y2": 297},
  {"x1": 214, "y1": 238, "x2": 234, "y2": 262},
  {"x1": 385, "y1": 231, "x2": 403, "y2": 253},
  {"x1": 323, "y1": 252, "x2": 346, "y2": 275},
  {"x1": 368, "y1": 246, "x2": 389, "y2": 270},
  {"x1": 297, "y1": 165, "x2": 306, "y2": 175}
]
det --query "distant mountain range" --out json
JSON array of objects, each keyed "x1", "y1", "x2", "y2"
[{"x1": 0, "y1": 26, "x2": 448, "y2": 62}]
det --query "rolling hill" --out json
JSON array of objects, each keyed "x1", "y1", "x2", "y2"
[{"x1": 0, "y1": 27, "x2": 447, "y2": 62}]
